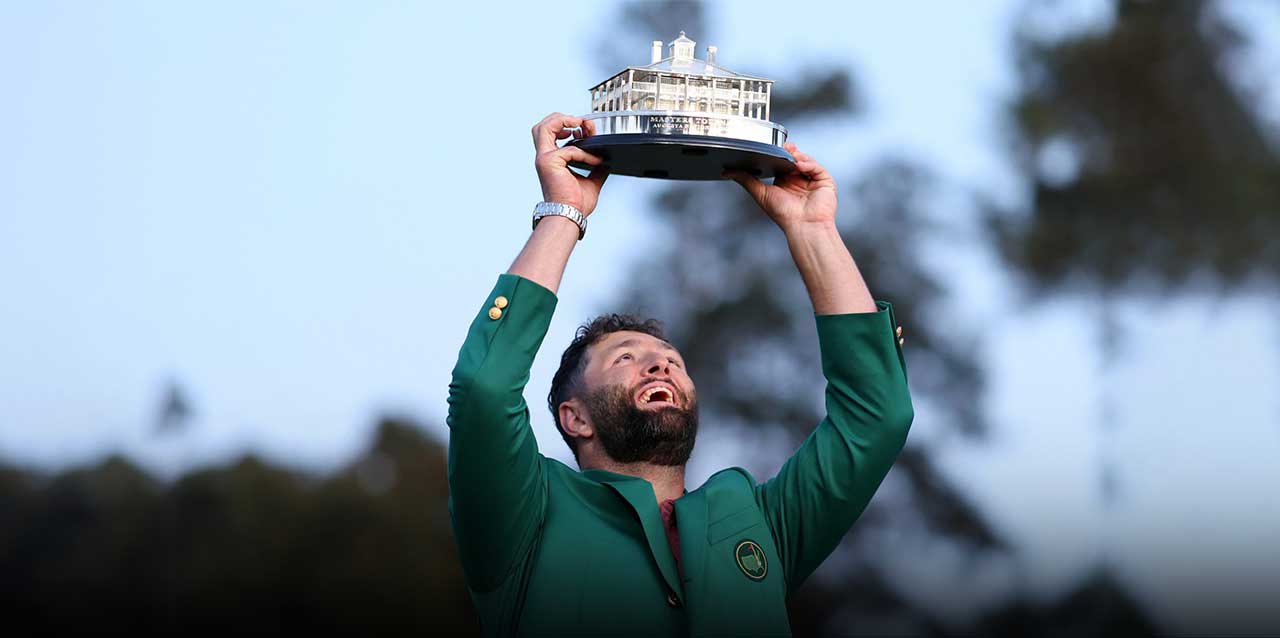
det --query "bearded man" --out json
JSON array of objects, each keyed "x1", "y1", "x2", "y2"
[{"x1": 446, "y1": 113, "x2": 913, "y2": 637}]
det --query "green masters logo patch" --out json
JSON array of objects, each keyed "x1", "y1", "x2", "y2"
[{"x1": 734, "y1": 539, "x2": 767, "y2": 581}]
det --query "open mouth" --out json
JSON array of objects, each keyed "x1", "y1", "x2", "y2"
[{"x1": 636, "y1": 384, "x2": 678, "y2": 408}]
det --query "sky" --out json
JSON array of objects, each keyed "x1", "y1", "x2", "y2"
[{"x1": 2, "y1": 1, "x2": 1278, "y2": 633}]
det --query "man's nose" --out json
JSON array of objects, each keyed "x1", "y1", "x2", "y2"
[{"x1": 644, "y1": 353, "x2": 670, "y2": 375}]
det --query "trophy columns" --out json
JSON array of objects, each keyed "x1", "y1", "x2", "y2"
[{"x1": 569, "y1": 31, "x2": 796, "y2": 181}]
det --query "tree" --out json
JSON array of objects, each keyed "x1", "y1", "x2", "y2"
[
  {"x1": 982, "y1": 0, "x2": 1280, "y2": 633},
  {"x1": 989, "y1": 0, "x2": 1280, "y2": 297},
  {"x1": 0, "y1": 417, "x2": 478, "y2": 634}
]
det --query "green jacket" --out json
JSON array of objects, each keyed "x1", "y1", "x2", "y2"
[{"x1": 447, "y1": 274, "x2": 913, "y2": 636}]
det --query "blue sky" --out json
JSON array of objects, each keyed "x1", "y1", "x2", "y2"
[{"x1": 2, "y1": 1, "x2": 1278, "y2": 632}]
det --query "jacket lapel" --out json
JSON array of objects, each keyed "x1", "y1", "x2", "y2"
[
  {"x1": 673, "y1": 488, "x2": 707, "y2": 591},
  {"x1": 589, "y1": 471, "x2": 685, "y2": 601}
]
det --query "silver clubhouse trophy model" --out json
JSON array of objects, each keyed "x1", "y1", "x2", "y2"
[{"x1": 569, "y1": 32, "x2": 795, "y2": 180}]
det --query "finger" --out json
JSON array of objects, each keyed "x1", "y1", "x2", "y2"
[
  {"x1": 548, "y1": 145, "x2": 603, "y2": 167},
  {"x1": 532, "y1": 112, "x2": 585, "y2": 154},
  {"x1": 801, "y1": 161, "x2": 834, "y2": 185},
  {"x1": 774, "y1": 170, "x2": 809, "y2": 188},
  {"x1": 793, "y1": 150, "x2": 819, "y2": 165},
  {"x1": 586, "y1": 165, "x2": 610, "y2": 190},
  {"x1": 792, "y1": 153, "x2": 833, "y2": 184},
  {"x1": 722, "y1": 169, "x2": 769, "y2": 203}
]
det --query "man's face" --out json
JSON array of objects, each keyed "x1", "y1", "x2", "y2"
[{"x1": 579, "y1": 330, "x2": 698, "y2": 466}]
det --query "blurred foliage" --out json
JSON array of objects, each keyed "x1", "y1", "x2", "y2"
[
  {"x1": 769, "y1": 69, "x2": 861, "y2": 123},
  {"x1": 0, "y1": 415, "x2": 1155, "y2": 636},
  {"x1": 990, "y1": 0, "x2": 1280, "y2": 296},
  {"x1": 153, "y1": 378, "x2": 193, "y2": 435},
  {"x1": 0, "y1": 418, "x2": 479, "y2": 634},
  {"x1": 970, "y1": 568, "x2": 1160, "y2": 638},
  {"x1": 590, "y1": 0, "x2": 707, "y2": 80}
]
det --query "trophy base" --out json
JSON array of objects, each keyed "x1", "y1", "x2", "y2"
[{"x1": 568, "y1": 134, "x2": 796, "y2": 181}]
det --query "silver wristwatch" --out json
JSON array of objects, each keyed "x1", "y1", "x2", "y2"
[{"x1": 532, "y1": 201, "x2": 587, "y2": 240}]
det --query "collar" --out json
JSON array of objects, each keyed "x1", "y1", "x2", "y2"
[{"x1": 581, "y1": 468, "x2": 690, "y2": 496}]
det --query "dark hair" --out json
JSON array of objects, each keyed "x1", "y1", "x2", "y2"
[{"x1": 548, "y1": 313, "x2": 666, "y2": 462}]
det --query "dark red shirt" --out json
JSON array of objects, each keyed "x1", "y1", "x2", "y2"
[{"x1": 659, "y1": 498, "x2": 683, "y2": 581}]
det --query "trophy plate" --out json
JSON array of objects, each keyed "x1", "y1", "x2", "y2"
[{"x1": 568, "y1": 111, "x2": 795, "y2": 181}]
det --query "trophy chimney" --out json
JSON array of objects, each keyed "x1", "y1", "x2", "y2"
[
  {"x1": 707, "y1": 46, "x2": 717, "y2": 65},
  {"x1": 651, "y1": 40, "x2": 663, "y2": 63}
]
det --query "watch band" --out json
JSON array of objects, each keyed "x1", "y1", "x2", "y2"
[{"x1": 532, "y1": 201, "x2": 587, "y2": 240}]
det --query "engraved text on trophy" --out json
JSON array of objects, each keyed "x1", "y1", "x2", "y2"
[{"x1": 643, "y1": 114, "x2": 732, "y2": 136}]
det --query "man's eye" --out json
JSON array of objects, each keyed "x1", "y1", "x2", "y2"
[
  {"x1": 616, "y1": 353, "x2": 632, "y2": 363},
  {"x1": 668, "y1": 357, "x2": 682, "y2": 367}
]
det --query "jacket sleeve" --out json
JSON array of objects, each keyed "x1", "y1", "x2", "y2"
[
  {"x1": 446, "y1": 273, "x2": 556, "y2": 592},
  {"x1": 753, "y1": 300, "x2": 914, "y2": 596}
]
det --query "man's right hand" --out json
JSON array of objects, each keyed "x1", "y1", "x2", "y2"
[{"x1": 532, "y1": 113, "x2": 609, "y2": 215}]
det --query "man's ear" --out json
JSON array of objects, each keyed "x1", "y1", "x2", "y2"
[{"x1": 559, "y1": 398, "x2": 593, "y2": 442}]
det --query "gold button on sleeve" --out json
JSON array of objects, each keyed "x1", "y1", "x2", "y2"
[
  {"x1": 898, "y1": 337, "x2": 905, "y2": 346},
  {"x1": 488, "y1": 307, "x2": 503, "y2": 320},
  {"x1": 494, "y1": 295, "x2": 508, "y2": 309},
  {"x1": 666, "y1": 591, "x2": 681, "y2": 608},
  {"x1": 895, "y1": 325, "x2": 903, "y2": 338}
]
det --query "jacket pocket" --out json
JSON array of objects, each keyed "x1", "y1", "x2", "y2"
[{"x1": 707, "y1": 506, "x2": 760, "y2": 544}]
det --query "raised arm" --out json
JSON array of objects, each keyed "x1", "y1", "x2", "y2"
[
  {"x1": 725, "y1": 146, "x2": 913, "y2": 593},
  {"x1": 446, "y1": 113, "x2": 609, "y2": 591},
  {"x1": 724, "y1": 142, "x2": 875, "y2": 314},
  {"x1": 507, "y1": 112, "x2": 610, "y2": 293}
]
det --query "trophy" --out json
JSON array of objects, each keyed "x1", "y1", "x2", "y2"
[{"x1": 569, "y1": 32, "x2": 795, "y2": 181}]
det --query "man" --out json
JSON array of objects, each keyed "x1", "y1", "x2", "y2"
[{"x1": 447, "y1": 113, "x2": 913, "y2": 636}]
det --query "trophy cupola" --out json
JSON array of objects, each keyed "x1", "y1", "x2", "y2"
[{"x1": 668, "y1": 31, "x2": 696, "y2": 66}]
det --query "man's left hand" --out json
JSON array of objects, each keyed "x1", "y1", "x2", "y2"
[{"x1": 723, "y1": 142, "x2": 837, "y2": 233}]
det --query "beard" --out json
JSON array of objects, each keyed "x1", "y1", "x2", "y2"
[{"x1": 581, "y1": 380, "x2": 699, "y2": 466}]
